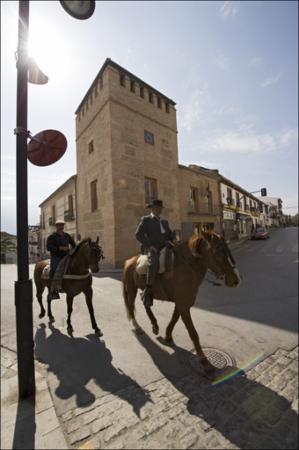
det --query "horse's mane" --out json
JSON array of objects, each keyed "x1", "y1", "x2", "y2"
[{"x1": 71, "y1": 238, "x2": 90, "y2": 257}]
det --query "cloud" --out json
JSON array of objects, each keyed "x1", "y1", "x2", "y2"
[
  {"x1": 248, "y1": 56, "x2": 262, "y2": 68},
  {"x1": 219, "y1": 1, "x2": 239, "y2": 20},
  {"x1": 195, "y1": 126, "x2": 298, "y2": 153},
  {"x1": 179, "y1": 83, "x2": 211, "y2": 132},
  {"x1": 213, "y1": 54, "x2": 230, "y2": 71},
  {"x1": 261, "y1": 71, "x2": 284, "y2": 87}
]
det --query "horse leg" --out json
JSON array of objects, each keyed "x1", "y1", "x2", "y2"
[
  {"x1": 66, "y1": 295, "x2": 74, "y2": 334},
  {"x1": 165, "y1": 305, "x2": 180, "y2": 344},
  {"x1": 47, "y1": 288, "x2": 55, "y2": 323},
  {"x1": 123, "y1": 271, "x2": 143, "y2": 334},
  {"x1": 180, "y1": 308, "x2": 216, "y2": 375},
  {"x1": 85, "y1": 287, "x2": 103, "y2": 337},
  {"x1": 144, "y1": 306, "x2": 159, "y2": 335},
  {"x1": 37, "y1": 285, "x2": 46, "y2": 318}
]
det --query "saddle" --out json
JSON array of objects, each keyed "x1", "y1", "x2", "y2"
[{"x1": 136, "y1": 246, "x2": 174, "y2": 277}]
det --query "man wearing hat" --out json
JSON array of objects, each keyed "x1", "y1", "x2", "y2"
[
  {"x1": 136, "y1": 199, "x2": 175, "y2": 307},
  {"x1": 46, "y1": 219, "x2": 76, "y2": 299}
]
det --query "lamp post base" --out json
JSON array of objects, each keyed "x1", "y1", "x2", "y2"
[{"x1": 14, "y1": 279, "x2": 35, "y2": 399}]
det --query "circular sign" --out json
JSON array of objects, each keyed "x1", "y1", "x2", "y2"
[
  {"x1": 27, "y1": 130, "x2": 67, "y2": 166},
  {"x1": 59, "y1": 1, "x2": 96, "y2": 20}
]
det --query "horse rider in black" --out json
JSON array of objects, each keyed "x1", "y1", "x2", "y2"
[
  {"x1": 46, "y1": 219, "x2": 76, "y2": 299},
  {"x1": 135, "y1": 199, "x2": 175, "y2": 307}
]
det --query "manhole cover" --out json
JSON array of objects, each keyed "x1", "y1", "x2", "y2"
[{"x1": 190, "y1": 347, "x2": 236, "y2": 374}]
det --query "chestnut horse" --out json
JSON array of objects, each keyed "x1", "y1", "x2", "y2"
[
  {"x1": 123, "y1": 232, "x2": 241, "y2": 377},
  {"x1": 34, "y1": 238, "x2": 104, "y2": 336}
]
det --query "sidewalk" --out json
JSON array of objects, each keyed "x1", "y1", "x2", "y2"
[{"x1": 1, "y1": 344, "x2": 298, "y2": 449}]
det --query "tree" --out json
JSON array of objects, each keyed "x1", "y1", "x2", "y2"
[{"x1": 0, "y1": 238, "x2": 17, "y2": 262}]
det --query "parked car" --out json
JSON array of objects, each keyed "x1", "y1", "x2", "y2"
[{"x1": 251, "y1": 227, "x2": 270, "y2": 240}]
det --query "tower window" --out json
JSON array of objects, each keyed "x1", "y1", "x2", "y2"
[
  {"x1": 130, "y1": 80, "x2": 135, "y2": 92},
  {"x1": 90, "y1": 180, "x2": 98, "y2": 212},
  {"x1": 144, "y1": 130, "x2": 155, "y2": 145},
  {"x1": 140, "y1": 86, "x2": 144, "y2": 98},
  {"x1": 148, "y1": 92, "x2": 153, "y2": 103},
  {"x1": 120, "y1": 73, "x2": 125, "y2": 87},
  {"x1": 157, "y1": 98, "x2": 162, "y2": 109},
  {"x1": 165, "y1": 103, "x2": 170, "y2": 113},
  {"x1": 88, "y1": 140, "x2": 94, "y2": 154}
]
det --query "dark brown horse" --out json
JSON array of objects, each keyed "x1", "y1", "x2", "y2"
[
  {"x1": 34, "y1": 238, "x2": 104, "y2": 336},
  {"x1": 123, "y1": 232, "x2": 241, "y2": 376}
]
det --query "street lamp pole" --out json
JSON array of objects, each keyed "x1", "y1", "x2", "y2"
[{"x1": 15, "y1": 0, "x2": 35, "y2": 399}]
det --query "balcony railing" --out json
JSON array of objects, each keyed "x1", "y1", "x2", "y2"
[{"x1": 188, "y1": 201, "x2": 221, "y2": 216}]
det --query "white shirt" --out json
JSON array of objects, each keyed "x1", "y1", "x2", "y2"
[{"x1": 150, "y1": 212, "x2": 166, "y2": 234}]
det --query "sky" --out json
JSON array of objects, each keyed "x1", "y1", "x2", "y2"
[{"x1": 1, "y1": 0, "x2": 298, "y2": 234}]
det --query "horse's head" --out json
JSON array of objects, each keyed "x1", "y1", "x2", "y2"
[
  {"x1": 87, "y1": 237, "x2": 105, "y2": 272},
  {"x1": 188, "y1": 233, "x2": 241, "y2": 288}
]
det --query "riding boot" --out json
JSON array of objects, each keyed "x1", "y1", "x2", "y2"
[{"x1": 141, "y1": 285, "x2": 153, "y2": 307}]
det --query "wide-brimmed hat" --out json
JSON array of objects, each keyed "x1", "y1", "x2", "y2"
[
  {"x1": 55, "y1": 219, "x2": 65, "y2": 225},
  {"x1": 147, "y1": 199, "x2": 164, "y2": 208}
]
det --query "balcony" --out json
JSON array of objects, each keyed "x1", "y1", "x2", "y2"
[
  {"x1": 188, "y1": 201, "x2": 221, "y2": 216},
  {"x1": 64, "y1": 210, "x2": 75, "y2": 222},
  {"x1": 48, "y1": 217, "x2": 54, "y2": 226},
  {"x1": 227, "y1": 198, "x2": 235, "y2": 207}
]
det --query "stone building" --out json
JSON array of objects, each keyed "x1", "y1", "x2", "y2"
[
  {"x1": 75, "y1": 58, "x2": 181, "y2": 267},
  {"x1": 39, "y1": 58, "x2": 274, "y2": 267},
  {"x1": 39, "y1": 175, "x2": 77, "y2": 257},
  {"x1": 178, "y1": 164, "x2": 222, "y2": 238}
]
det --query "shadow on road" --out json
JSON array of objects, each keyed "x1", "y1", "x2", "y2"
[
  {"x1": 135, "y1": 331, "x2": 298, "y2": 449},
  {"x1": 34, "y1": 324, "x2": 151, "y2": 417},
  {"x1": 12, "y1": 396, "x2": 36, "y2": 450}
]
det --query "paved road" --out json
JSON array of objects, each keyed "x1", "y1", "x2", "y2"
[{"x1": 1, "y1": 227, "x2": 298, "y2": 419}]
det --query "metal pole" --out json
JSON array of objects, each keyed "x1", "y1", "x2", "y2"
[{"x1": 15, "y1": 0, "x2": 35, "y2": 399}]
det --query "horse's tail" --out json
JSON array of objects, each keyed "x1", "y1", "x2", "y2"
[{"x1": 122, "y1": 257, "x2": 138, "y2": 321}]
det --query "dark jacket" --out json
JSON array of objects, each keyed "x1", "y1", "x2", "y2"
[
  {"x1": 47, "y1": 232, "x2": 76, "y2": 258},
  {"x1": 135, "y1": 214, "x2": 174, "y2": 250}
]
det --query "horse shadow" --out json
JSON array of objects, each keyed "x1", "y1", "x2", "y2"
[
  {"x1": 34, "y1": 324, "x2": 151, "y2": 417},
  {"x1": 135, "y1": 332, "x2": 298, "y2": 450}
]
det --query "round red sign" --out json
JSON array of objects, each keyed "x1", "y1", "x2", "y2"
[{"x1": 27, "y1": 130, "x2": 67, "y2": 166}]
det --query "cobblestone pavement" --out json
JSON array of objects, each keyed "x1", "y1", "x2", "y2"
[{"x1": 58, "y1": 346, "x2": 298, "y2": 450}]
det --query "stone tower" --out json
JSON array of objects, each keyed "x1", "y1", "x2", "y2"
[{"x1": 75, "y1": 58, "x2": 180, "y2": 267}]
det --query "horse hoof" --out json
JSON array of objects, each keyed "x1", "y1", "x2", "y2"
[
  {"x1": 49, "y1": 316, "x2": 55, "y2": 323},
  {"x1": 152, "y1": 324, "x2": 159, "y2": 335},
  {"x1": 67, "y1": 327, "x2": 73, "y2": 336},
  {"x1": 95, "y1": 329, "x2": 103, "y2": 337},
  {"x1": 39, "y1": 311, "x2": 45, "y2": 319}
]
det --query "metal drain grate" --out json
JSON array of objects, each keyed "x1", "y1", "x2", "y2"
[{"x1": 190, "y1": 347, "x2": 236, "y2": 373}]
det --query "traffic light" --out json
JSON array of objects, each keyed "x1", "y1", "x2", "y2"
[{"x1": 261, "y1": 188, "x2": 267, "y2": 196}]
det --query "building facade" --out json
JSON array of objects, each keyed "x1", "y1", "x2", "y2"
[
  {"x1": 178, "y1": 164, "x2": 222, "y2": 239},
  {"x1": 257, "y1": 197, "x2": 284, "y2": 227},
  {"x1": 39, "y1": 59, "x2": 278, "y2": 267},
  {"x1": 28, "y1": 225, "x2": 41, "y2": 263},
  {"x1": 75, "y1": 59, "x2": 180, "y2": 267},
  {"x1": 39, "y1": 175, "x2": 77, "y2": 257},
  {"x1": 220, "y1": 176, "x2": 263, "y2": 241}
]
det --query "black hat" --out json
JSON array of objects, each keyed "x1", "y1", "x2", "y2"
[{"x1": 147, "y1": 199, "x2": 164, "y2": 208}]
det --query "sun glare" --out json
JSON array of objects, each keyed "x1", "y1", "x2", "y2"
[{"x1": 28, "y1": 17, "x2": 71, "y2": 81}]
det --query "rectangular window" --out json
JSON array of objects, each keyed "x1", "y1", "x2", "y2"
[
  {"x1": 68, "y1": 194, "x2": 74, "y2": 216},
  {"x1": 120, "y1": 73, "x2": 125, "y2": 87},
  {"x1": 208, "y1": 189, "x2": 213, "y2": 213},
  {"x1": 227, "y1": 188, "x2": 233, "y2": 205},
  {"x1": 144, "y1": 177, "x2": 158, "y2": 204},
  {"x1": 148, "y1": 92, "x2": 153, "y2": 103},
  {"x1": 157, "y1": 97, "x2": 162, "y2": 109},
  {"x1": 88, "y1": 140, "x2": 94, "y2": 154},
  {"x1": 52, "y1": 205, "x2": 56, "y2": 222},
  {"x1": 165, "y1": 103, "x2": 170, "y2": 113},
  {"x1": 130, "y1": 80, "x2": 135, "y2": 92},
  {"x1": 140, "y1": 86, "x2": 144, "y2": 98},
  {"x1": 190, "y1": 187, "x2": 198, "y2": 210},
  {"x1": 90, "y1": 180, "x2": 98, "y2": 212},
  {"x1": 236, "y1": 192, "x2": 240, "y2": 207},
  {"x1": 144, "y1": 130, "x2": 155, "y2": 145}
]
